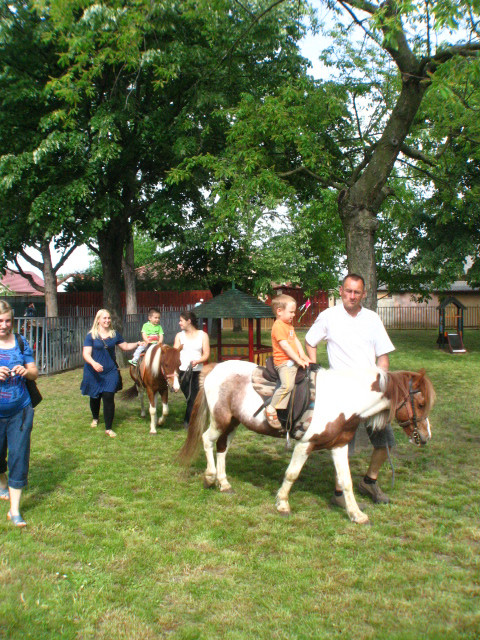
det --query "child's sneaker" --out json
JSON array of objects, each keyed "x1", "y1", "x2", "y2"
[{"x1": 128, "y1": 359, "x2": 137, "y2": 366}]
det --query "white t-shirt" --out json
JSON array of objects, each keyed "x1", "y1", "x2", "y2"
[
  {"x1": 178, "y1": 330, "x2": 206, "y2": 372},
  {"x1": 305, "y1": 304, "x2": 395, "y2": 370}
]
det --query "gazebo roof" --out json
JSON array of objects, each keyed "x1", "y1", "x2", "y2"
[
  {"x1": 193, "y1": 287, "x2": 274, "y2": 319},
  {"x1": 438, "y1": 296, "x2": 466, "y2": 310}
]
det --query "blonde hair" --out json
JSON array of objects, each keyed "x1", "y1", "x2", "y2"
[
  {"x1": 90, "y1": 308, "x2": 116, "y2": 340},
  {"x1": 0, "y1": 300, "x2": 14, "y2": 321},
  {"x1": 271, "y1": 294, "x2": 296, "y2": 314}
]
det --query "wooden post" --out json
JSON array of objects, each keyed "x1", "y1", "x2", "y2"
[
  {"x1": 256, "y1": 318, "x2": 261, "y2": 350},
  {"x1": 217, "y1": 318, "x2": 222, "y2": 362},
  {"x1": 248, "y1": 318, "x2": 254, "y2": 362}
]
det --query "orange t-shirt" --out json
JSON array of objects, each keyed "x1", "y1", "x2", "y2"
[{"x1": 271, "y1": 319, "x2": 299, "y2": 365}]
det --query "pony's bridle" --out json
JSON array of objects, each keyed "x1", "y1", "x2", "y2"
[
  {"x1": 161, "y1": 361, "x2": 179, "y2": 392},
  {"x1": 396, "y1": 380, "x2": 423, "y2": 445}
]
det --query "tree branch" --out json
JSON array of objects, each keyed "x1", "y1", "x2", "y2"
[
  {"x1": 400, "y1": 143, "x2": 436, "y2": 166},
  {"x1": 11, "y1": 259, "x2": 44, "y2": 293},
  {"x1": 421, "y1": 42, "x2": 480, "y2": 75},
  {"x1": 18, "y1": 248, "x2": 43, "y2": 271},
  {"x1": 277, "y1": 165, "x2": 344, "y2": 190},
  {"x1": 53, "y1": 244, "x2": 77, "y2": 272}
]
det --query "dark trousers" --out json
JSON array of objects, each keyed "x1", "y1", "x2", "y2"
[
  {"x1": 90, "y1": 392, "x2": 115, "y2": 430},
  {"x1": 179, "y1": 370, "x2": 200, "y2": 424}
]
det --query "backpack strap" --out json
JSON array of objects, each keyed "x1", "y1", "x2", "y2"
[{"x1": 15, "y1": 333, "x2": 25, "y2": 354}]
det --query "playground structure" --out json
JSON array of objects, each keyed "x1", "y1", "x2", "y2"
[
  {"x1": 437, "y1": 296, "x2": 467, "y2": 353},
  {"x1": 193, "y1": 287, "x2": 274, "y2": 365}
]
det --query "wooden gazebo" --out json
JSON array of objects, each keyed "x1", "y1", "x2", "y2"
[{"x1": 193, "y1": 287, "x2": 274, "y2": 364}]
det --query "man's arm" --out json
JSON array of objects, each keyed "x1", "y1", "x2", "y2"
[
  {"x1": 376, "y1": 354, "x2": 389, "y2": 371},
  {"x1": 305, "y1": 341, "x2": 317, "y2": 363}
]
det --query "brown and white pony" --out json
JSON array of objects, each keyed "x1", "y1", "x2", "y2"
[
  {"x1": 124, "y1": 343, "x2": 182, "y2": 434},
  {"x1": 179, "y1": 361, "x2": 435, "y2": 524}
]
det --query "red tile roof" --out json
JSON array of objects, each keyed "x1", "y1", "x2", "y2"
[{"x1": 1, "y1": 269, "x2": 44, "y2": 296}]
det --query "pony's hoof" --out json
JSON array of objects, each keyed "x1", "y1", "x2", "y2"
[
  {"x1": 149, "y1": 431, "x2": 158, "y2": 436},
  {"x1": 220, "y1": 487, "x2": 234, "y2": 494},
  {"x1": 203, "y1": 477, "x2": 216, "y2": 489},
  {"x1": 278, "y1": 509, "x2": 290, "y2": 518},
  {"x1": 351, "y1": 512, "x2": 370, "y2": 525}
]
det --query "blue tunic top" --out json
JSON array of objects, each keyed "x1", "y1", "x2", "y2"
[
  {"x1": 80, "y1": 333, "x2": 124, "y2": 398},
  {"x1": 0, "y1": 336, "x2": 35, "y2": 418}
]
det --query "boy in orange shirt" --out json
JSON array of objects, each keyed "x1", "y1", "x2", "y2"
[{"x1": 266, "y1": 294, "x2": 311, "y2": 429}]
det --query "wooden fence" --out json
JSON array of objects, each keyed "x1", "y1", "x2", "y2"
[{"x1": 378, "y1": 306, "x2": 480, "y2": 329}]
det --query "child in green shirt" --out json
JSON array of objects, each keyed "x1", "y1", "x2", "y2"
[{"x1": 128, "y1": 308, "x2": 164, "y2": 365}]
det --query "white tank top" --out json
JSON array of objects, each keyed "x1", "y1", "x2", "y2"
[{"x1": 178, "y1": 330, "x2": 205, "y2": 371}]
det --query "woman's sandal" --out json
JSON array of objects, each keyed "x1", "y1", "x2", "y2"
[
  {"x1": 90, "y1": 419, "x2": 99, "y2": 428},
  {"x1": 7, "y1": 511, "x2": 27, "y2": 527},
  {"x1": 265, "y1": 407, "x2": 282, "y2": 430},
  {"x1": 0, "y1": 487, "x2": 9, "y2": 500},
  {"x1": 105, "y1": 429, "x2": 117, "y2": 438}
]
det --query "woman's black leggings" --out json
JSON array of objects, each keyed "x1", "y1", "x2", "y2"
[{"x1": 90, "y1": 392, "x2": 115, "y2": 430}]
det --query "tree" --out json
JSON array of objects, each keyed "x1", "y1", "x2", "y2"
[
  {"x1": 171, "y1": 1, "x2": 480, "y2": 309},
  {"x1": 0, "y1": 0, "x2": 310, "y2": 325},
  {"x1": 9, "y1": 241, "x2": 76, "y2": 317}
]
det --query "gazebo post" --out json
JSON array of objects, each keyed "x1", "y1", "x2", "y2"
[
  {"x1": 248, "y1": 318, "x2": 254, "y2": 362},
  {"x1": 256, "y1": 318, "x2": 261, "y2": 350},
  {"x1": 202, "y1": 319, "x2": 208, "y2": 333},
  {"x1": 217, "y1": 318, "x2": 222, "y2": 362}
]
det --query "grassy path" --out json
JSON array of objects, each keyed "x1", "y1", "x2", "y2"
[{"x1": 1, "y1": 331, "x2": 479, "y2": 639}]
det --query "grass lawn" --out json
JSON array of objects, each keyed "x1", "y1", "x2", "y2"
[{"x1": 1, "y1": 330, "x2": 479, "y2": 639}]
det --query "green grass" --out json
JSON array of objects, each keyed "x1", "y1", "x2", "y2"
[{"x1": 1, "y1": 331, "x2": 479, "y2": 639}]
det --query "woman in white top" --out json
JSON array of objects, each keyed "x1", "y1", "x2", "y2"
[{"x1": 173, "y1": 311, "x2": 210, "y2": 428}]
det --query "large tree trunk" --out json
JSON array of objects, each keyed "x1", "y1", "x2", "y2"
[
  {"x1": 338, "y1": 75, "x2": 428, "y2": 311},
  {"x1": 40, "y1": 242, "x2": 58, "y2": 317},
  {"x1": 97, "y1": 220, "x2": 128, "y2": 333},
  {"x1": 122, "y1": 232, "x2": 137, "y2": 315},
  {"x1": 338, "y1": 204, "x2": 379, "y2": 310}
]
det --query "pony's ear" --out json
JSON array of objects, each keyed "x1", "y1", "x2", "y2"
[{"x1": 412, "y1": 368, "x2": 426, "y2": 388}]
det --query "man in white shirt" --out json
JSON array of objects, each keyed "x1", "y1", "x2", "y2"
[{"x1": 305, "y1": 273, "x2": 395, "y2": 507}]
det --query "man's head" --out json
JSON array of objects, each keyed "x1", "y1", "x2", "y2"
[
  {"x1": 148, "y1": 308, "x2": 161, "y2": 325},
  {"x1": 339, "y1": 274, "x2": 366, "y2": 316}
]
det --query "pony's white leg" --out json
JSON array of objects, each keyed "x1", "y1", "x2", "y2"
[
  {"x1": 138, "y1": 387, "x2": 146, "y2": 418},
  {"x1": 331, "y1": 445, "x2": 369, "y2": 524},
  {"x1": 158, "y1": 402, "x2": 168, "y2": 426},
  {"x1": 148, "y1": 393, "x2": 158, "y2": 434},
  {"x1": 276, "y1": 442, "x2": 310, "y2": 516},
  {"x1": 202, "y1": 424, "x2": 221, "y2": 488},
  {"x1": 215, "y1": 432, "x2": 236, "y2": 493}
]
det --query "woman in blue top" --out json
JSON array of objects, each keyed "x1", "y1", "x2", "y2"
[
  {"x1": 81, "y1": 309, "x2": 142, "y2": 438},
  {"x1": 0, "y1": 300, "x2": 39, "y2": 528}
]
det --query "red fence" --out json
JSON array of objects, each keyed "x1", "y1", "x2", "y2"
[{"x1": 57, "y1": 290, "x2": 212, "y2": 315}]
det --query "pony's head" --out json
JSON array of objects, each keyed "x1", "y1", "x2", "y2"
[
  {"x1": 387, "y1": 369, "x2": 435, "y2": 446},
  {"x1": 160, "y1": 344, "x2": 182, "y2": 392}
]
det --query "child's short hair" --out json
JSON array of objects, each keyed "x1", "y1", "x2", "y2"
[
  {"x1": 148, "y1": 307, "x2": 161, "y2": 317},
  {"x1": 271, "y1": 294, "x2": 296, "y2": 314}
]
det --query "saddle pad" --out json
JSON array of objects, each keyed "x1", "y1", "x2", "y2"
[{"x1": 251, "y1": 366, "x2": 317, "y2": 439}]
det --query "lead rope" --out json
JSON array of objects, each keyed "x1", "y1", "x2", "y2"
[{"x1": 386, "y1": 441, "x2": 395, "y2": 488}]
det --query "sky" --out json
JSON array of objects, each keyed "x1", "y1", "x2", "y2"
[{"x1": 9, "y1": 0, "x2": 335, "y2": 282}]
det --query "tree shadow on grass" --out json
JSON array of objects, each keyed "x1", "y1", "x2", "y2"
[
  {"x1": 210, "y1": 447, "x2": 335, "y2": 500},
  {"x1": 24, "y1": 449, "x2": 78, "y2": 508}
]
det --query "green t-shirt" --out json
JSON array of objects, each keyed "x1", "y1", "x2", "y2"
[{"x1": 142, "y1": 321, "x2": 164, "y2": 338}]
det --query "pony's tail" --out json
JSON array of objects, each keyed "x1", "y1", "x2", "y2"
[
  {"x1": 178, "y1": 363, "x2": 217, "y2": 465},
  {"x1": 120, "y1": 385, "x2": 139, "y2": 401}
]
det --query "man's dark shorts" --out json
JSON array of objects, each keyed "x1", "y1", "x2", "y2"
[{"x1": 348, "y1": 420, "x2": 395, "y2": 455}]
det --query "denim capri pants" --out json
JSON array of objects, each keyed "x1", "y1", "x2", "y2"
[{"x1": 0, "y1": 404, "x2": 34, "y2": 489}]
